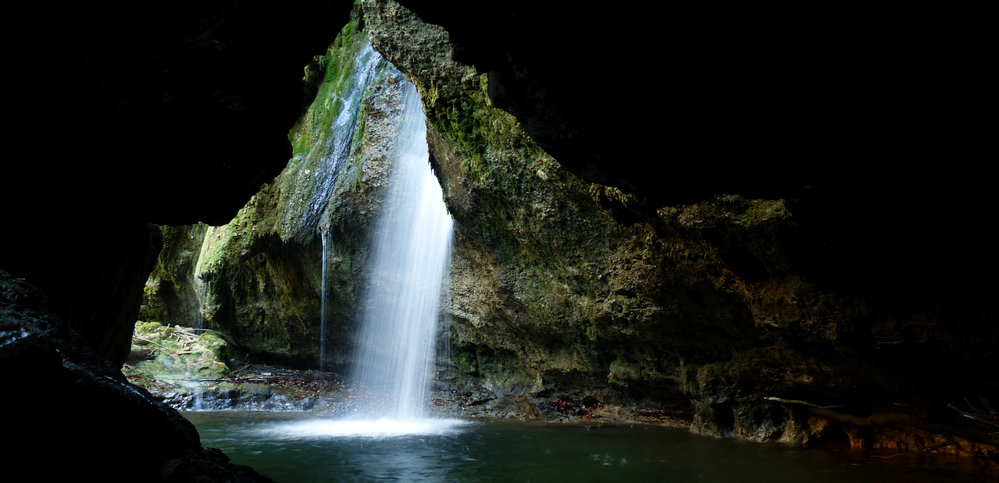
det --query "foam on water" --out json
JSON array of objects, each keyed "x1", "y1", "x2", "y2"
[{"x1": 260, "y1": 418, "x2": 469, "y2": 439}]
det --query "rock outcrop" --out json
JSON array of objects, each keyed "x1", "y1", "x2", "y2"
[
  {"x1": 360, "y1": 0, "x2": 998, "y2": 470},
  {"x1": 141, "y1": 18, "x2": 412, "y2": 371}
]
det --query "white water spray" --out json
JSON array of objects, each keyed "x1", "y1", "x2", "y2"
[
  {"x1": 267, "y1": 54, "x2": 464, "y2": 438},
  {"x1": 350, "y1": 81, "x2": 454, "y2": 421}
]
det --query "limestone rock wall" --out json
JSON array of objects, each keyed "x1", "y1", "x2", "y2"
[{"x1": 361, "y1": 0, "x2": 998, "y2": 462}]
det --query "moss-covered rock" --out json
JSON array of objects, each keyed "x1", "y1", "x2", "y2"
[
  {"x1": 140, "y1": 224, "x2": 209, "y2": 328},
  {"x1": 123, "y1": 321, "x2": 231, "y2": 392}
]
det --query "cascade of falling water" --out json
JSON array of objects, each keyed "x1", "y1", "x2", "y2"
[
  {"x1": 267, "y1": 57, "x2": 465, "y2": 439},
  {"x1": 350, "y1": 81, "x2": 453, "y2": 421}
]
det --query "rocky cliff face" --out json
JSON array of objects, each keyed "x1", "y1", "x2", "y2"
[
  {"x1": 140, "y1": 2, "x2": 996, "y2": 470},
  {"x1": 360, "y1": 0, "x2": 997, "y2": 467}
]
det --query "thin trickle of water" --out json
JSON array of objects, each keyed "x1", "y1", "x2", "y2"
[
  {"x1": 311, "y1": 41, "x2": 385, "y2": 375},
  {"x1": 191, "y1": 227, "x2": 214, "y2": 333},
  {"x1": 192, "y1": 274, "x2": 209, "y2": 331},
  {"x1": 189, "y1": 239, "x2": 215, "y2": 409},
  {"x1": 351, "y1": 81, "x2": 454, "y2": 421},
  {"x1": 319, "y1": 229, "x2": 330, "y2": 374}
]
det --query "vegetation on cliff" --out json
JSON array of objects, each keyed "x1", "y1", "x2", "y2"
[{"x1": 140, "y1": 13, "x2": 406, "y2": 371}]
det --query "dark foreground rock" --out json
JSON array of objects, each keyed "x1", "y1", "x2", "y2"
[{"x1": 0, "y1": 271, "x2": 273, "y2": 482}]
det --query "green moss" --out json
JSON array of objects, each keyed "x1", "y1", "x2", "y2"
[
  {"x1": 481, "y1": 219, "x2": 518, "y2": 265},
  {"x1": 199, "y1": 331, "x2": 228, "y2": 356},
  {"x1": 519, "y1": 277, "x2": 556, "y2": 329},
  {"x1": 341, "y1": 102, "x2": 368, "y2": 196},
  {"x1": 608, "y1": 359, "x2": 642, "y2": 387},
  {"x1": 681, "y1": 359, "x2": 700, "y2": 396},
  {"x1": 124, "y1": 321, "x2": 232, "y2": 391},
  {"x1": 461, "y1": 347, "x2": 536, "y2": 389},
  {"x1": 742, "y1": 199, "x2": 790, "y2": 224},
  {"x1": 134, "y1": 320, "x2": 165, "y2": 336},
  {"x1": 290, "y1": 18, "x2": 367, "y2": 159},
  {"x1": 196, "y1": 360, "x2": 230, "y2": 379},
  {"x1": 352, "y1": 102, "x2": 367, "y2": 148},
  {"x1": 453, "y1": 352, "x2": 478, "y2": 375},
  {"x1": 424, "y1": 82, "x2": 528, "y2": 185}
]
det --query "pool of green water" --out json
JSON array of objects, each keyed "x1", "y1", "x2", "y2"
[{"x1": 185, "y1": 411, "x2": 976, "y2": 482}]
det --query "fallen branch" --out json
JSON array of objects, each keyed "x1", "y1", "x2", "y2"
[
  {"x1": 763, "y1": 396, "x2": 841, "y2": 409},
  {"x1": 947, "y1": 403, "x2": 999, "y2": 429}
]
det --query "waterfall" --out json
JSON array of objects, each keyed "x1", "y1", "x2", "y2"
[
  {"x1": 256, "y1": 50, "x2": 465, "y2": 439},
  {"x1": 350, "y1": 81, "x2": 453, "y2": 420}
]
